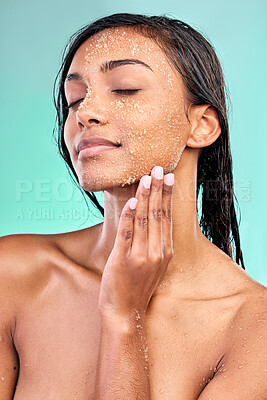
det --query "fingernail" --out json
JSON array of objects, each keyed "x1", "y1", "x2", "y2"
[
  {"x1": 143, "y1": 176, "x2": 151, "y2": 189},
  {"x1": 154, "y1": 166, "x2": 163, "y2": 179},
  {"x1": 164, "y1": 173, "x2": 174, "y2": 186},
  {"x1": 129, "y1": 198, "x2": 138, "y2": 210}
]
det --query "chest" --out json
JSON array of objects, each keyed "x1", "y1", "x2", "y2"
[{"x1": 13, "y1": 279, "x2": 233, "y2": 400}]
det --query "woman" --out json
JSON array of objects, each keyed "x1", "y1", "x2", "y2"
[{"x1": 0, "y1": 12, "x2": 266, "y2": 399}]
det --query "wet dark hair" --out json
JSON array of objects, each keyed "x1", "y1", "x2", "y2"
[{"x1": 53, "y1": 12, "x2": 245, "y2": 269}]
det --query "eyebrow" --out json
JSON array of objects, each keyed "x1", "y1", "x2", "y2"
[
  {"x1": 65, "y1": 58, "x2": 154, "y2": 83},
  {"x1": 100, "y1": 59, "x2": 153, "y2": 73}
]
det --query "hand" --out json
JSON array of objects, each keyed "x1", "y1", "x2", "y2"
[{"x1": 98, "y1": 166, "x2": 174, "y2": 319}]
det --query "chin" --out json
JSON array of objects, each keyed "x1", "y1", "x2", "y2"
[
  {"x1": 79, "y1": 180, "x2": 109, "y2": 193},
  {"x1": 78, "y1": 174, "x2": 140, "y2": 194}
]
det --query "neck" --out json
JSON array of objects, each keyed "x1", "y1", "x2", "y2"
[{"x1": 92, "y1": 147, "x2": 208, "y2": 290}]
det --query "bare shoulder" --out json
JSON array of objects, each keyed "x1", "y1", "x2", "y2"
[
  {"x1": 0, "y1": 233, "x2": 61, "y2": 396},
  {"x1": 0, "y1": 234, "x2": 60, "y2": 313},
  {"x1": 0, "y1": 233, "x2": 59, "y2": 280},
  {"x1": 0, "y1": 230, "x2": 98, "y2": 398},
  {"x1": 231, "y1": 277, "x2": 266, "y2": 345},
  {"x1": 0, "y1": 225, "x2": 102, "y2": 330},
  {"x1": 197, "y1": 263, "x2": 267, "y2": 399},
  {"x1": 217, "y1": 255, "x2": 267, "y2": 350},
  {"x1": 0, "y1": 225, "x2": 100, "y2": 303}
]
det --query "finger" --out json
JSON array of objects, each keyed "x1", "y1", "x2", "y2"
[
  {"x1": 130, "y1": 175, "x2": 151, "y2": 257},
  {"x1": 162, "y1": 173, "x2": 174, "y2": 260},
  {"x1": 113, "y1": 197, "x2": 138, "y2": 256},
  {"x1": 148, "y1": 166, "x2": 164, "y2": 260}
]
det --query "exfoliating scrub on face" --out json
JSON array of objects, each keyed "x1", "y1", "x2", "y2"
[{"x1": 64, "y1": 27, "x2": 188, "y2": 192}]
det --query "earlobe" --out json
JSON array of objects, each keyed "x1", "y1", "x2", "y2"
[{"x1": 186, "y1": 105, "x2": 221, "y2": 148}]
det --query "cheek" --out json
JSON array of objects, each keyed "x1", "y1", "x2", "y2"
[
  {"x1": 114, "y1": 99, "x2": 187, "y2": 172},
  {"x1": 63, "y1": 116, "x2": 75, "y2": 152}
]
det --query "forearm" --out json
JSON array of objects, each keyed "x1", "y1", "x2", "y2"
[{"x1": 94, "y1": 311, "x2": 151, "y2": 400}]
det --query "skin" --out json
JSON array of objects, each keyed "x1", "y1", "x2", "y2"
[
  {"x1": 63, "y1": 27, "x2": 217, "y2": 286},
  {"x1": 0, "y1": 27, "x2": 266, "y2": 399}
]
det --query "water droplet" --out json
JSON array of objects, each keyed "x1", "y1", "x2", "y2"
[
  {"x1": 259, "y1": 335, "x2": 263, "y2": 339},
  {"x1": 246, "y1": 350, "x2": 250, "y2": 353},
  {"x1": 73, "y1": 391, "x2": 77, "y2": 395},
  {"x1": 1, "y1": 376, "x2": 4, "y2": 381},
  {"x1": 133, "y1": 309, "x2": 141, "y2": 320},
  {"x1": 159, "y1": 387, "x2": 164, "y2": 394},
  {"x1": 238, "y1": 327, "x2": 243, "y2": 331},
  {"x1": 238, "y1": 365, "x2": 243, "y2": 369},
  {"x1": 257, "y1": 319, "x2": 265, "y2": 323},
  {"x1": 0, "y1": 336, "x2": 3, "y2": 342},
  {"x1": 219, "y1": 327, "x2": 224, "y2": 331},
  {"x1": 184, "y1": 333, "x2": 189, "y2": 338}
]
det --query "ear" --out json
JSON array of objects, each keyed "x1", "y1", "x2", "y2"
[{"x1": 186, "y1": 104, "x2": 221, "y2": 148}]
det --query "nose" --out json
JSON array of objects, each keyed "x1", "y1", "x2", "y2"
[{"x1": 76, "y1": 99, "x2": 108, "y2": 129}]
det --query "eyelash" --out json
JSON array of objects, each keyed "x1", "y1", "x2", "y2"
[
  {"x1": 65, "y1": 99, "x2": 83, "y2": 110},
  {"x1": 111, "y1": 89, "x2": 140, "y2": 95},
  {"x1": 65, "y1": 89, "x2": 140, "y2": 109}
]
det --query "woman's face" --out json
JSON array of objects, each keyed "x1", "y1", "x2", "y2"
[{"x1": 64, "y1": 27, "x2": 191, "y2": 192}]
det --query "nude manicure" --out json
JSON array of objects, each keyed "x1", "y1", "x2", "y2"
[
  {"x1": 143, "y1": 176, "x2": 152, "y2": 189},
  {"x1": 154, "y1": 166, "x2": 163, "y2": 179},
  {"x1": 164, "y1": 173, "x2": 174, "y2": 185}
]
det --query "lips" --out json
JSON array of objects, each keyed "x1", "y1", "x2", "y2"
[{"x1": 77, "y1": 137, "x2": 120, "y2": 154}]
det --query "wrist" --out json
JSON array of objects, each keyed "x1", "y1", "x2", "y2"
[{"x1": 100, "y1": 309, "x2": 147, "y2": 332}]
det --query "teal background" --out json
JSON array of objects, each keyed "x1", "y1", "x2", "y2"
[{"x1": 0, "y1": 0, "x2": 266, "y2": 285}]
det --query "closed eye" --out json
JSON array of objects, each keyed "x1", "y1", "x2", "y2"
[
  {"x1": 65, "y1": 89, "x2": 140, "y2": 110},
  {"x1": 65, "y1": 98, "x2": 84, "y2": 110},
  {"x1": 112, "y1": 89, "x2": 140, "y2": 95}
]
